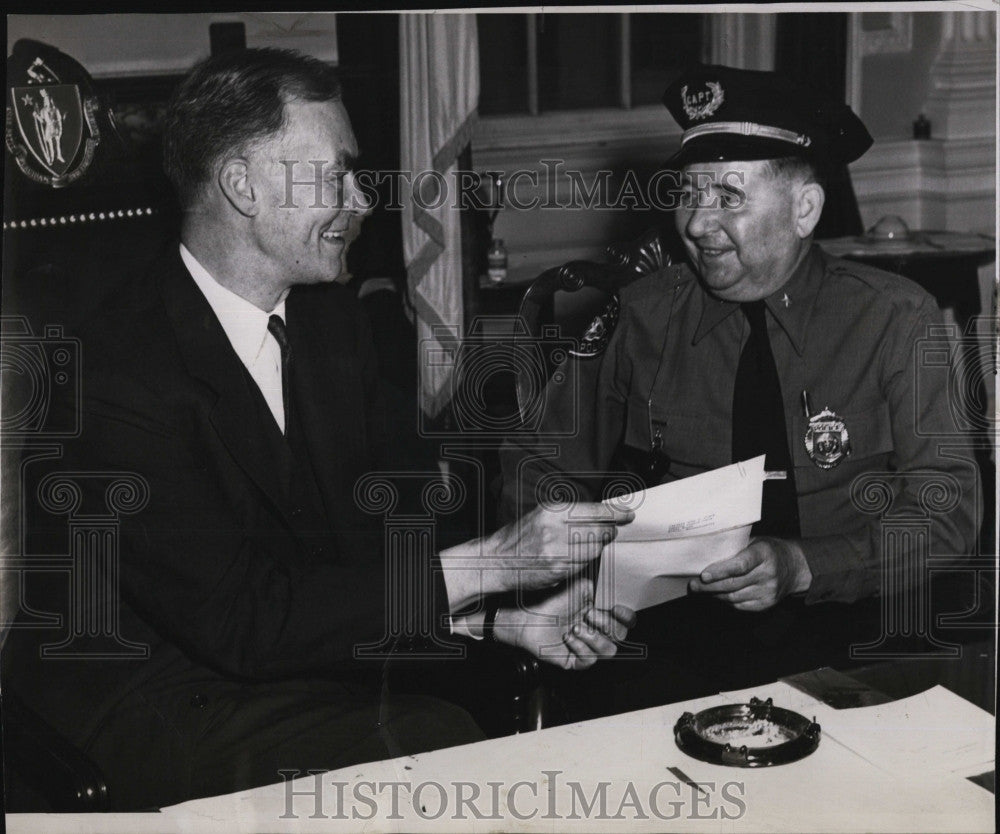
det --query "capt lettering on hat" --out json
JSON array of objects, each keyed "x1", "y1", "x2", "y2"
[
  {"x1": 662, "y1": 64, "x2": 873, "y2": 169},
  {"x1": 681, "y1": 80, "x2": 724, "y2": 121}
]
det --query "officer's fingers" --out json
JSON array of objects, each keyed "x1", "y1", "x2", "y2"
[
  {"x1": 731, "y1": 596, "x2": 778, "y2": 613},
  {"x1": 716, "y1": 583, "x2": 769, "y2": 605},
  {"x1": 699, "y1": 548, "x2": 762, "y2": 583},
  {"x1": 690, "y1": 568, "x2": 760, "y2": 594}
]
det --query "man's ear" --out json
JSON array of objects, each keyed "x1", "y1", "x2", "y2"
[
  {"x1": 795, "y1": 181, "x2": 825, "y2": 239},
  {"x1": 218, "y1": 158, "x2": 258, "y2": 217}
]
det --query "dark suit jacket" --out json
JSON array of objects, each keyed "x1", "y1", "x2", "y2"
[{"x1": 6, "y1": 246, "x2": 451, "y2": 752}]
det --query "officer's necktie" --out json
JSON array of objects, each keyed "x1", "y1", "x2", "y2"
[
  {"x1": 731, "y1": 301, "x2": 800, "y2": 537},
  {"x1": 267, "y1": 314, "x2": 292, "y2": 433}
]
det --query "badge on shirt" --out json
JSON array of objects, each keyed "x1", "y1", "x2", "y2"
[{"x1": 804, "y1": 407, "x2": 851, "y2": 469}]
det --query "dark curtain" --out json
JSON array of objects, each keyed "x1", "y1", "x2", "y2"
[
  {"x1": 775, "y1": 13, "x2": 864, "y2": 239},
  {"x1": 338, "y1": 13, "x2": 406, "y2": 285}
]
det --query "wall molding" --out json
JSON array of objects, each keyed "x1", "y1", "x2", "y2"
[
  {"x1": 923, "y1": 10, "x2": 996, "y2": 139},
  {"x1": 849, "y1": 136, "x2": 995, "y2": 232}
]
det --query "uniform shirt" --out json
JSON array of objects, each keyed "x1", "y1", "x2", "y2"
[
  {"x1": 500, "y1": 244, "x2": 978, "y2": 605},
  {"x1": 180, "y1": 243, "x2": 287, "y2": 433}
]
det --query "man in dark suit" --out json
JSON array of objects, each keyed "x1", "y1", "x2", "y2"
[{"x1": 4, "y1": 48, "x2": 634, "y2": 810}]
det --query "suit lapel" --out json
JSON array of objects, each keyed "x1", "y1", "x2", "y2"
[
  {"x1": 157, "y1": 248, "x2": 292, "y2": 522},
  {"x1": 286, "y1": 287, "x2": 367, "y2": 526}
]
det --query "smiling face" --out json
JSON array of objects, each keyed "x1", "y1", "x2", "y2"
[
  {"x1": 674, "y1": 159, "x2": 822, "y2": 302},
  {"x1": 247, "y1": 98, "x2": 370, "y2": 293}
]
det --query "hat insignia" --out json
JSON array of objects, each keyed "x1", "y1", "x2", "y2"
[
  {"x1": 681, "y1": 81, "x2": 725, "y2": 121},
  {"x1": 804, "y1": 407, "x2": 851, "y2": 469}
]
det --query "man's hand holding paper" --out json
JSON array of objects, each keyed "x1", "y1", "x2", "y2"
[
  {"x1": 496, "y1": 577, "x2": 638, "y2": 670},
  {"x1": 595, "y1": 456, "x2": 769, "y2": 611}
]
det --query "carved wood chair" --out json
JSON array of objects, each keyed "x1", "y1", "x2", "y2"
[{"x1": 515, "y1": 227, "x2": 672, "y2": 422}]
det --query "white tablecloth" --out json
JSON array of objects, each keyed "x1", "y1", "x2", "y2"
[{"x1": 7, "y1": 681, "x2": 994, "y2": 833}]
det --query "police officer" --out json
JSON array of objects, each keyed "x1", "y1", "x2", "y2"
[{"x1": 499, "y1": 65, "x2": 979, "y2": 714}]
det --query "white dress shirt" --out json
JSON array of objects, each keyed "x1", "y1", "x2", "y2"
[{"x1": 180, "y1": 244, "x2": 287, "y2": 433}]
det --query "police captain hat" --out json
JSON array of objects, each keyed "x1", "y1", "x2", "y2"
[{"x1": 663, "y1": 64, "x2": 873, "y2": 169}]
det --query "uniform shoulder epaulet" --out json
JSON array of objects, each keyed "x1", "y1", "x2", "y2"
[
  {"x1": 620, "y1": 261, "x2": 690, "y2": 298},
  {"x1": 825, "y1": 256, "x2": 928, "y2": 301},
  {"x1": 667, "y1": 262, "x2": 692, "y2": 288}
]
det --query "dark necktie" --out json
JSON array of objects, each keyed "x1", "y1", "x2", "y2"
[
  {"x1": 267, "y1": 314, "x2": 292, "y2": 433},
  {"x1": 731, "y1": 301, "x2": 800, "y2": 537}
]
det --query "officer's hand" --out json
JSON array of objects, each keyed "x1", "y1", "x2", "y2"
[
  {"x1": 495, "y1": 577, "x2": 637, "y2": 670},
  {"x1": 688, "y1": 537, "x2": 812, "y2": 612},
  {"x1": 489, "y1": 502, "x2": 634, "y2": 593}
]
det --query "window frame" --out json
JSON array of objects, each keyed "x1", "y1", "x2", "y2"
[{"x1": 474, "y1": 12, "x2": 777, "y2": 150}]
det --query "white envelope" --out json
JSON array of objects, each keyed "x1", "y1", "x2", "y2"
[{"x1": 595, "y1": 456, "x2": 765, "y2": 611}]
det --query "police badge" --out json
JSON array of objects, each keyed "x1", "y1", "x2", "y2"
[{"x1": 804, "y1": 407, "x2": 851, "y2": 469}]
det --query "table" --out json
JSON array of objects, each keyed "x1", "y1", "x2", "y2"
[
  {"x1": 817, "y1": 230, "x2": 995, "y2": 320},
  {"x1": 7, "y1": 671, "x2": 993, "y2": 833}
]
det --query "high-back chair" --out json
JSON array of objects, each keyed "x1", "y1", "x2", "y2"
[
  {"x1": 514, "y1": 227, "x2": 673, "y2": 423},
  {"x1": 2, "y1": 38, "x2": 179, "y2": 812}
]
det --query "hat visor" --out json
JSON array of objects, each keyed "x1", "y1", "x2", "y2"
[{"x1": 664, "y1": 135, "x2": 817, "y2": 170}]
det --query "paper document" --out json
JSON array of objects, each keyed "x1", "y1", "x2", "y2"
[
  {"x1": 595, "y1": 456, "x2": 765, "y2": 611},
  {"x1": 810, "y1": 685, "x2": 996, "y2": 779}
]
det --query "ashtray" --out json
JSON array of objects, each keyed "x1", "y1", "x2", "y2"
[{"x1": 674, "y1": 697, "x2": 820, "y2": 767}]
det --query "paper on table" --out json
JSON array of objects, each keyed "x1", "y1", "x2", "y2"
[
  {"x1": 811, "y1": 685, "x2": 996, "y2": 779},
  {"x1": 595, "y1": 456, "x2": 765, "y2": 611}
]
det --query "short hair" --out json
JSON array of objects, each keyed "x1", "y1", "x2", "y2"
[
  {"x1": 764, "y1": 156, "x2": 827, "y2": 190},
  {"x1": 163, "y1": 47, "x2": 342, "y2": 208}
]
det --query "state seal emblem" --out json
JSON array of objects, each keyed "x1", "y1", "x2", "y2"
[
  {"x1": 6, "y1": 56, "x2": 100, "y2": 188},
  {"x1": 804, "y1": 407, "x2": 852, "y2": 469}
]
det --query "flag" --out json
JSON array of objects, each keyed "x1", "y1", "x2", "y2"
[{"x1": 400, "y1": 13, "x2": 479, "y2": 419}]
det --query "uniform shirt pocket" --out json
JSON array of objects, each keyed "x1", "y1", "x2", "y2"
[
  {"x1": 624, "y1": 395, "x2": 731, "y2": 481},
  {"x1": 791, "y1": 401, "x2": 894, "y2": 496}
]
